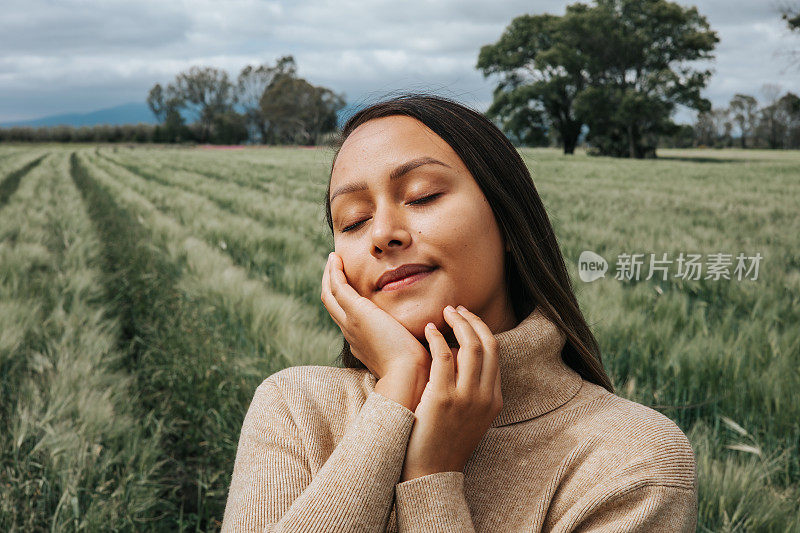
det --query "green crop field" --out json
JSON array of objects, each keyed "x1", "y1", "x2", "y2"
[{"x1": 0, "y1": 144, "x2": 798, "y2": 531}]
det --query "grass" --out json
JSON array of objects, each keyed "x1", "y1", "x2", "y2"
[
  {"x1": 0, "y1": 153, "x2": 47, "y2": 207},
  {"x1": 0, "y1": 151, "x2": 167, "y2": 530},
  {"x1": 0, "y1": 143, "x2": 798, "y2": 531}
]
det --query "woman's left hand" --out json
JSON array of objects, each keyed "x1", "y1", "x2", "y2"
[{"x1": 400, "y1": 305, "x2": 503, "y2": 481}]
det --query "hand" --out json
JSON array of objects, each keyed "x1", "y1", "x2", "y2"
[
  {"x1": 400, "y1": 305, "x2": 503, "y2": 481},
  {"x1": 321, "y1": 252, "x2": 431, "y2": 410}
]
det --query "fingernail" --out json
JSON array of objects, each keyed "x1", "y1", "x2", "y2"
[
  {"x1": 456, "y1": 305, "x2": 466, "y2": 313},
  {"x1": 426, "y1": 322, "x2": 435, "y2": 329},
  {"x1": 445, "y1": 305, "x2": 455, "y2": 313}
]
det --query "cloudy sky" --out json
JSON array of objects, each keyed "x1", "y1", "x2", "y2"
[{"x1": 1, "y1": 0, "x2": 799, "y2": 124}]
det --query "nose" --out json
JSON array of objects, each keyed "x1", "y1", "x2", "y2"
[{"x1": 369, "y1": 201, "x2": 411, "y2": 257}]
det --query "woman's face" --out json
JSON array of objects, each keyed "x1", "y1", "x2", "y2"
[{"x1": 329, "y1": 115, "x2": 517, "y2": 343}]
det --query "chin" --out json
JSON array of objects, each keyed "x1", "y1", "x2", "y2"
[{"x1": 383, "y1": 302, "x2": 442, "y2": 335}]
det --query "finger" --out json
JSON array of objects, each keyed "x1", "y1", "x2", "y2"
[
  {"x1": 329, "y1": 252, "x2": 367, "y2": 314},
  {"x1": 321, "y1": 253, "x2": 346, "y2": 326},
  {"x1": 443, "y1": 305, "x2": 483, "y2": 390},
  {"x1": 456, "y1": 306, "x2": 500, "y2": 393},
  {"x1": 424, "y1": 322, "x2": 455, "y2": 391}
]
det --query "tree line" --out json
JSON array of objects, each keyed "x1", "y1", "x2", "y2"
[
  {"x1": 0, "y1": 55, "x2": 345, "y2": 146},
  {"x1": 668, "y1": 87, "x2": 800, "y2": 150},
  {"x1": 0, "y1": 124, "x2": 158, "y2": 144},
  {"x1": 147, "y1": 55, "x2": 345, "y2": 145}
]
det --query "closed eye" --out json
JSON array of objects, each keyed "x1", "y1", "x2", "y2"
[
  {"x1": 340, "y1": 193, "x2": 442, "y2": 233},
  {"x1": 409, "y1": 193, "x2": 441, "y2": 206}
]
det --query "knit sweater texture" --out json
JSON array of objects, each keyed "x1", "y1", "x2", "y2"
[{"x1": 222, "y1": 306, "x2": 698, "y2": 532}]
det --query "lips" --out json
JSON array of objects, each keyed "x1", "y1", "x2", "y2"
[{"x1": 376, "y1": 264, "x2": 436, "y2": 291}]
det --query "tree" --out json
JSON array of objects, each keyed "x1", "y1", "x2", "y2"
[
  {"x1": 659, "y1": 123, "x2": 694, "y2": 148},
  {"x1": 146, "y1": 57, "x2": 343, "y2": 145},
  {"x1": 478, "y1": 0, "x2": 718, "y2": 158},
  {"x1": 147, "y1": 83, "x2": 167, "y2": 123},
  {"x1": 147, "y1": 83, "x2": 187, "y2": 142},
  {"x1": 484, "y1": 85, "x2": 550, "y2": 147},
  {"x1": 175, "y1": 66, "x2": 238, "y2": 143},
  {"x1": 477, "y1": 14, "x2": 584, "y2": 154},
  {"x1": 782, "y1": 2, "x2": 800, "y2": 31},
  {"x1": 713, "y1": 107, "x2": 733, "y2": 147},
  {"x1": 780, "y1": 92, "x2": 800, "y2": 148},
  {"x1": 210, "y1": 111, "x2": 248, "y2": 144},
  {"x1": 237, "y1": 56, "x2": 297, "y2": 143},
  {"x1": 693, "y1": 106, "x2": 736, "y2": 148},
  {"x1": 728, "y1": 94, "x2": 758, "y2": 148},
  {"x1": 779, "y1": 2, "x2": 800, "y2": 68},
  {"x1": 757, "y1": 90, "x2": 800, "y2": 149},
  {"x1": 757, "y1": 84, "x2": 788, "y2": 149},
  {"x1": 260, "y1": 73, "x2": 345, "y2": 145},
  {"x1": 693, "y1": 110, "x2": 715, "y2": 147},
  {"x1": 146, "y1": 66, "x2": 242, "y2": 144}
]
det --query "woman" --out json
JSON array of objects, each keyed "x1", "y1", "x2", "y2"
[{"x1": 222, "y1": 94, "x2": 697, "y2": 532}]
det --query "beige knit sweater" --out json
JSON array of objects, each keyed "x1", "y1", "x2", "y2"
[{"x1": 222, "y1": 307, "x2": 697, "y2": 532}]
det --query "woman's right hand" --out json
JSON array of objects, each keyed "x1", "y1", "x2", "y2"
[{"x1": 321, "y1": 252, "x2": 431, "y2": 410}]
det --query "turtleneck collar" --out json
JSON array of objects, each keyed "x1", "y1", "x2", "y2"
[
  {"x1": 490, "y1": 306, "x2": 582, "y2": 427},
  {"x1": 364, "y1": 306, "x2": 583, "y2": 427}
]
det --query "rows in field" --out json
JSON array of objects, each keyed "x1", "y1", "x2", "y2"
[
  {"x1": 86, "y1": 147, "x2": 800, "y2": 444},
  {"x1": 75, "y1": 151, "x2": 339, "y2": 366},
  {"x1": 68, "y1": 150, "x2": 342, "y2": 527},
  {"x1": 2, "y1": 145, "x2": 798, "y2": 531},
  {"x1": 94, "y1": 148, "x2": 340, "y2": 329},
  {"x1": 529, "y1": 151, "x2": 800, "y2": 528},
  {"x1": 90, "y1": 146, "x2": 800, "y2": 529},
  {"x1": 0, "y1": 151, "x2": 167, "y2": 530},
  {"x1": 90, "y1": 149, "x2": 331, "y2": 312},
  {"x1": 0, "y1": 150, "x2": 49, "y2": 206},
  {"x1": 97, "y1": 146, "x2": 332, "y2": 252},
  {"x1": 1, "y1": 149, "x2": 340, "y2": 530},
  {"x1": 105, "y1": 145, "x2": 331, "y2": 202},
  {"x1": 97, "y1": 147, "x2": 800, "y2": 428}
]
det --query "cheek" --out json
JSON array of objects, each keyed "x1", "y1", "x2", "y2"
[
  {"x1": 437, "y1": 198, "x2": 501, "y2": 253},
  {"x1": 334, "y1": 248, "x2": 367, "y2": 293},
  {"x1": 353, "y1": 264, "x2": 387, "y2": 299},
  {"x1": 442, "y1": 202, "x2": 504, "y2": 276}
]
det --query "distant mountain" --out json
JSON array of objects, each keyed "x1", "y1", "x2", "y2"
[
  {"x1": 1, "y1": 102, "x2": 157, "y2": 128},
  {"x1": 3, "y1": 100, "x2": 355, "y2": 129}
]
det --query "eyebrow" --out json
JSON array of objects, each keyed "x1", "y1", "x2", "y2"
[{"x1": 330, "y1": 156, "x2": 451, "y2": 204}]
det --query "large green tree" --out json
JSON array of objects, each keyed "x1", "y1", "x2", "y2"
[
  {"x1": 477, "y1": 14, "x2": 584, "y2": 153},
  {"x1": 478, "y1": 0, "x2": 718, "y2": 158}
]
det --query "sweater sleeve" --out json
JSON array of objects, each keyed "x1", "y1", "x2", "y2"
[
  {"x1": 557, "y1": 482, "x2": 697, "y2": 532},
  {"x1": 221, "y1": 377, "x2": 416, "y2": 532},
  {"x1": 394, "y1": 471, "x2": 476, "y2": 532}
]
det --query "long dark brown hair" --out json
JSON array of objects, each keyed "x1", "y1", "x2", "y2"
[{"x1": 323, "y1": 93, "x2": 614, "y2": 393}]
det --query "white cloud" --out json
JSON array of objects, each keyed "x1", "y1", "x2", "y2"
[{"x1": 1, "y1": 0, "x2": 799, "y2": 122}]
